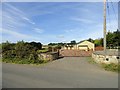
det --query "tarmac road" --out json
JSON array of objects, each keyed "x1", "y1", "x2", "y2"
[{"x1": 2, "y1": 57, "x2": 118, "y2": 88}]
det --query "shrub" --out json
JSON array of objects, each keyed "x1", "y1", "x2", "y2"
[
  {"x1": 2, "y1": 41, "x2": 45, "y2": 64},
  {"x1": 37, "y1": 49, "x2": 49, "y2": 53}
]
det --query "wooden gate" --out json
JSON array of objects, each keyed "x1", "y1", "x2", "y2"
[{"x1": 59, "y1": 49, "x2": 93, "y2": 57}]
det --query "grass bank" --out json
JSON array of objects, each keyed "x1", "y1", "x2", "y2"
[
  {"x1": 87, "y1": 57, "x2": 120, "y2": 72},
  {"x1": 2, "y1": 58, "x2": 49, "y2": 65},
  {"x1": 101, "y1": 63, "x2": 120, "y2": 72},
  {"x1": 0, "y1": 58, "x2": 2, "y2": 62}
]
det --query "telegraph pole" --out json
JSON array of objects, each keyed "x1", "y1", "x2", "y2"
[{"x1": 103, "y1": 0, "x2": 106, "y2": 53}]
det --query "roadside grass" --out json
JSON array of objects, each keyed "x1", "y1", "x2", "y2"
[
  {"x1": 2, "y1": 58, "x2": 49, "y2": 65},
  {"x1": 0, "y1": 58, "x2": 2, "y2": 62},
  {"x1": 101, "y1": 63, "x2": 120, "y2": 72},
  {"x1": 86, "y1": 57, "x2": 96, "y2": 64},
  {"x1": 87, "y1": 57, "x2": 120, "y2": 72}
]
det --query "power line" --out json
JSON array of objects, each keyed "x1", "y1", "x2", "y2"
[
  {"x1": 106, "y1": 0, "x2": 111, "y2": 32},
  {"x1": 106, "y1": 0, "x2": 118, "y2": 32},
  {"x1": 109, "y1": 0, "x2": 118, "y2": 21}
]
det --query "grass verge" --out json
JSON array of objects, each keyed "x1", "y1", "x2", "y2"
[
  {"x1": 101, "y1": 63, "x2": 120, "y2": 72},
  {"x1": 2, "y1": 58, "x2": 49, "y2": 65},
  {"x1": 86, "y1": 57, "x2": 96, "y2": 64},
  {"x1": 0, "y1": 58, "x2": 2, "y2": 62},
  {"x1": 87, "y1": 57, "x2": 120, "y2": 72}
]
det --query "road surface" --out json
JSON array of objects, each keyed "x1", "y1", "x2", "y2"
[{"x1": 2, "y1": 57, "x2": 118, "y2": 88}]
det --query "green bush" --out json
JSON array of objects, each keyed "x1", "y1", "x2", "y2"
[
  {"x1": 37, "y1": 49, "x2": 49, "y2": 53},
  {"x1": 2, "y1": 41, "x2": 46, "y2": 64}
]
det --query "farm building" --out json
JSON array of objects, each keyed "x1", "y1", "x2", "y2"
[{"x1": 62, "y1": 41, "x2": 95, "y2": 51}]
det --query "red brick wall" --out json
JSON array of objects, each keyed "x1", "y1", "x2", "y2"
[{"x1": 95, "y1": 46, "x2": 104, "y2": 51}]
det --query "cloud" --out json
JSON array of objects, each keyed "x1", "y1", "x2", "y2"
[
  {"x1": 58, "y1": 28, "x2": 84, "y2": 42},
  {"x1": 1, "y1": 2, "x2": 118, "y2": 44},
  {"x1": 3, "y1": 3, "x2": 35, "y2": 26},
  {"x1": 22, "y1": 17, "x2": 35, "y2": 24},
  {"x1": 64, "y1": 29, "x2": 74, "y2": 33},
  {"x1": 2, "y1": 11, "x2": 26, "y2": 28},
  {"x1": 1, "y1": 28, "x2": 31, "y2": 39},
  {"x1": 71, "y1": 17, "x2": 94, "y2": 24},
  {"x1": 95, "y1": 19, "x2": 118, "y2": 32},
  {"x1": 85, "y1": 29, "x2": 103, "y2": 39},
  {"x1": 33, "y1": 28, "x2": 44, "y2": 34},
  {"x1": 64, "y1": 28, "x2": 83, "y2": 34},
  {"x1": 56, "y1": 35, "x2": 64, "y2": 39},
  {"x1": 1, "y1": 28, "x2": 40, "y2": 41},
  {"x1": 4, "y1": 3, "x2": 24, "y2": 15}
]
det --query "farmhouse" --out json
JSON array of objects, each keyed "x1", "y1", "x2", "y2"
[{"x1": 62, "y1": 41, "x2": 95, "y2": 51}]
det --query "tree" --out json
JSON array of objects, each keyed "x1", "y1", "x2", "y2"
[
  {"x1": 106, "y1": 30, "x2": 120, "y2": 48},
  {"x1": 106, "y1": 32, "x2": 114, "y2": 47},
  {"x1": 70, "y1": 40, "x2": 76, "y2": 45},
  {"x1": 113, "y1": 29, "x2": 120, "y2": 46},
  {"x1": 87, "y1": 38, "x2": 94, "y2": 43},
  {"x1": 94, "y1": 39, "x2": 101, "y2": 46},
  {"x1": 30, "y1": 42, "x2": 42, "y2": 50}
]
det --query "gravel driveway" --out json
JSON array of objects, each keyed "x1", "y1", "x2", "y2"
[{"x1": 2, "y1": 57, "x2": 118, "y2": 88}]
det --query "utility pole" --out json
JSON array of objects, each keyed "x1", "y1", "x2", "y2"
[{"x1": 103, "y1": 0, "x2": 106, "y2": 54}]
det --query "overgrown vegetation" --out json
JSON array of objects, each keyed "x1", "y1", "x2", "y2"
[
  {"x1": 87, "y1": 57, "x2": 96, "y2": 64},
  {"x1": 2, "y1": 58, "x2": 47, "y2": 65},
  {"x1": 2, "y1": 41, "x2": 48, "y2": 64},
  {"x1": 101, "y1": 63, "x2": 120, "y2": 72}
]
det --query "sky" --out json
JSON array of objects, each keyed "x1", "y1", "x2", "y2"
[{"x1": 1, "y1": 1, "x2": 118, "y2": 44}]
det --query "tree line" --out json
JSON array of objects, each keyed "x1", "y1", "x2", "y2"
[
  {"x1": 93, "y1": 29, "x2": 120, "y2": 48},
  {"x1": 48, "y1": 30, "x2": 120, "y2": 48}
]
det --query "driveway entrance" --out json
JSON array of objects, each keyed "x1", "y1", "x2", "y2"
[{"x1": 2, "y1": 57, "x2": 118, "y2": 88}]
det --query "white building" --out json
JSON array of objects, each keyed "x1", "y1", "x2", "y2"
[{"x1": 62, "y1": 41, "x2": 95, "y2": 51}]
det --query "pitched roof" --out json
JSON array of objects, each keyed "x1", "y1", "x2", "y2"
[{"x1": 77, "y1": 40, "x2": 94, "y2": 45}]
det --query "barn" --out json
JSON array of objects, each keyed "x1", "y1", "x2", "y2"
[{"x1": 62, "y1": 40, "x2": 95, "y2": 51}]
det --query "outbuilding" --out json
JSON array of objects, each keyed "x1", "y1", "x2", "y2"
[{"x1": 62, "y1": 40, "x2": 95, "y2": 51}]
